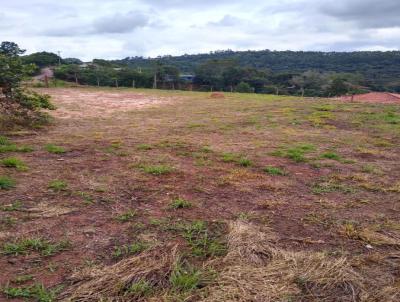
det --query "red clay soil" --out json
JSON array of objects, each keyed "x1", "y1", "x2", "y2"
[{"x1": 339, "y1": 92, "x2": 400, "y2": 104}]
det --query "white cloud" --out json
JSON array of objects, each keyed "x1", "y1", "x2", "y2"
[{"x1": 0, "y1": 0, "x2": 399, "y2": 61}]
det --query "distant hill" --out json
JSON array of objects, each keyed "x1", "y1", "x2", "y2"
[{"x1": 116, "y1": 50, "x2": 400, "y2": 90}]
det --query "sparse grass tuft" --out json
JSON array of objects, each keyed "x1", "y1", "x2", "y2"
[
  {"x1": 112, "y1": 241, "x2": 148, "y2": 258},
  {"x1": 169, "y1": 198, "x2": 192, "y2": 209},
  {"x1": 0, "y1": 176, "x2": 16, "y2": 190},
  {"x1": 1, "y1": 237, "x2": 70, "y2": 256},
  {"x1": 263, "y1": 166, "x2": 286, "y2": 176},
  {"x1": 321, "y1": 151, "x2": 341, "y2": 161},
  {"x1": 272, "y1": 144, "x2": 315, "y2": 163},
  {"x1": 1, "y1": 200, "x2": 23, "y2": 212},
  {"x1": 238, "y1": 157, "x2": 252, "y2": 167},
  {"x1": 222, "y1": 152, "x2": 252, "y2": 167},
  {"x1": 0, "y1": 136, "x2": 10, "y2": 145},
  {"x1": 115, "y1": 210, "x2": 137, "y2": 222},
  {"x1": 137, "y1": 144, "x2": 153, "y2": 150},
  {"x1": 1, "y1": 157, "x2": 28, "y2": 171},
  {"x1": 125, "y1": 279, "x2": 153, "y2": 298},
  {"x1": 141, "y1": 164, "x2": 174, "y2": 175},
  {"x1": 45, "y1": 144, "x2": 66, "y2": 154},
  {"x1": 170, "y1": 263, "x2": 202, "y2": 292},
  {"x1": 3, "y1": 283, "x2": 58, "y2": 302},
  {"x1": 48, "y1": 180, "x2": 68, "y2": 192}
]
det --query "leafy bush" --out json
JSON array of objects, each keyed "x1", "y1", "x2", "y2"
[{"x1": 236, "y1": 81, "x2": 253, "y2": 93}]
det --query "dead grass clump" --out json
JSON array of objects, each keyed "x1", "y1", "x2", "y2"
[
  {"x1": 210, "y1": 92, "x2": 225, "y2": 99},
  {"x1": 60, "y1": 245, "x2": 179, "y2": 302},
  {"x1": 201, "y1": 221, "x2": 365, "y2": 302}
]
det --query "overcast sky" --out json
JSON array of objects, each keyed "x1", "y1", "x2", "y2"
[{"x1": 1, "y1": 0, "x2": 400, "y2": 61}]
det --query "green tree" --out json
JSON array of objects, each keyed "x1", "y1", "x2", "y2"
[
  {"x1": 0, "y1": 41, "x2": 54, "y2": 128},
  {"x1": 236, "y1": 81, "x2": 253, "y2": 93}
]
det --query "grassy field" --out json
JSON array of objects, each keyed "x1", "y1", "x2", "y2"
[{"x1": 0, "y1": 87, "x2": 399, "y2": 301}]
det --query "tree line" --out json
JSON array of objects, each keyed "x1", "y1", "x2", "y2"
[{"x1": 20, "y1": 47, "x2": 400, "y2": 96}]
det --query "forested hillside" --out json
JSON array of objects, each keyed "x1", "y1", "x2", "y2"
[{"x1": 117, "y1": 50, "x2": 400, "y2": 91}]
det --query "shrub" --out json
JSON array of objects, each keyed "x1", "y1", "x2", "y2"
[{"x1": 236, "y1": 82, "x2": 253, "y2": 93}]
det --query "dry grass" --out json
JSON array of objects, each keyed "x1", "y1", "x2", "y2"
[
  {"x1": 60, "y1": 245, "x2": 179, "y2": 302},
  {"x1": 200, "y1": 221, "x2": 399, "y2": 302}
]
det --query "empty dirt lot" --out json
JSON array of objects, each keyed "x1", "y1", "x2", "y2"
[{"x1": 0, "y1": 88, "x2": 399, "y2": 301}]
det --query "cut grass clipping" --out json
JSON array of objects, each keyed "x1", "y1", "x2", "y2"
[
  {"x1": 0, "y1": 176, "x2": 16, "y2": 190},
  {"x1": 45, "y1": 144, "x2": 66, "y2": 154},
  {"x1": 1, "y1": 157, "x2": 28, "y2": 171}
]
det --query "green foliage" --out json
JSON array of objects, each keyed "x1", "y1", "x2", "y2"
[
  {"x1": 0, "y1": 137, "x2": 33, "y2": 153},
  {"x1": 179, "y1": 221, "x2": 226, "y2": 257},
  {"x1": 136, "y1": 144, "x2": 152, "y2": 150},
  {"x1": 170, "y1": 198, "x2": 192, "y2": 209},
  {"x1": 3, "y1": 283, "x2": 58, "y2": 302},
  {"x1": 222, "y1": 152, "x2": 252, "y2": 166},
  {"x1": 263, "y1": 166, "x2": 286, "y2": 176},
  {"x1": 125, "y1": 280, "x2": 153, "y2": 298},
  {"x1": 170, "y1": 264, "x2": 202, "y2": 292},
  {"x1": 321, "y1": 152, "x2": 341, "y2": 161},
  {"x1": 1, "y1": 238, "x2": 70, "y2": 256},
  {"x1": 48, "y1": 180, "x2": 68, "y2": 192},
  {"x1": 1, "y1": 157, "x2": 27, "y2": 170},
  {"x1": 140, "y1": 164, "x2": 174, "y2": 175},
  {"x1": 22, "y1": 51, "x2": 61, "y2": 68},
  {"x1": 0, "y1": 176, "x2": 16, "y2": 189},
  {"x1": 1, "y1": 41, "x2": 55, "y2": 129},
  {"x1": 45, "y1": 144, "x2": 66, "y2": 154},
  {"x1": 236, "y1": 81, "x2": 253, "y2": 93},
  {"x1": 272, "y1": 144, "x2": 315, "y2": 163}
]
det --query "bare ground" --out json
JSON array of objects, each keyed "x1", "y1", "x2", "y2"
[{"x1": 0, "y1": 88, "x2": 399, "y2": 301}]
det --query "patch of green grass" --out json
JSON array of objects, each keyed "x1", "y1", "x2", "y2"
[
  {"x1": 272, "y1": 144, "x2": 315, "y2": 163},
  {"x1": 179, "y1": 221, "x2": 226, "y2": 258},
  {"x1": 125, "y1": 279, "x2": 153, "y2": 298},
  {"x1": 0, "y1": 176, "x2": 16, "y2": 190},
  {"x1": 170, "y1": 263, "x2": 202, "y2": 292},
  {"x1": 222, "y1": 152, "x2": 252, "y2": 167},
  {"x1": 0, "y1": 136, "x2": 10, "y2": 145},
  {"x1": 115, "y1": 210, "x2": 137, "y2": 222},
  {"x1": 141, "y1": 164, "x2": 174, "y2": 175},
  {"x1": 169, "y1": 198, "x2": 192, "y2": 209},
  {"x1": 238, "y1": 157, "x2": 252, "y2": 167},
  {"x1": 1, "y1": 201, "x2": 23, "y2": 212},
  {"x1": 383, "y1": 111, "x2": 400, "y2": 124},
  {"x1": 321, "y1": 151, "x2": 341, "y2": 161},
  {"x1": 45, "y1": 144, "x2": 66, "y2": 154},
  {"x1": 263, "y1": 166, "x2": 286, "y2": 176},
  {"x1": 48, "y1": 180, "x2": 68, "y2": 192},
  {"x1": 1, "y1": 157, "x2": 28, "y2": 171},
  {"x1": 112, "y1": 241, "x2": 147, "y2": 259},
  {"x1": 200, "y1": 146, "x2": 212, "y2": 153},
  {"x1": 221, "y1": 152, "x2": 236, "y2": 163},
  {"x1": 136, "y1": 144, "x2": 152, "y2": 150},
  {"x1": 3, "y1": 283, "x2": 58, "y2": 302},
  {"x1": 0, "y1": 144, "x2": 33, "y2": 153},
  {"x1": 1, "y1": 238, "x2": 70, "y2": 257}
]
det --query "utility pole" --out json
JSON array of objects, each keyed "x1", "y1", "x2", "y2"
[{"x1": 57, "y1": 51, "x2": 61, "y2": 66}]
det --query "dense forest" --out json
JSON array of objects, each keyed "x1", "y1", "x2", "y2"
[{"x1": 22, "y1": 48, "x2": 400, "y2": 96}]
